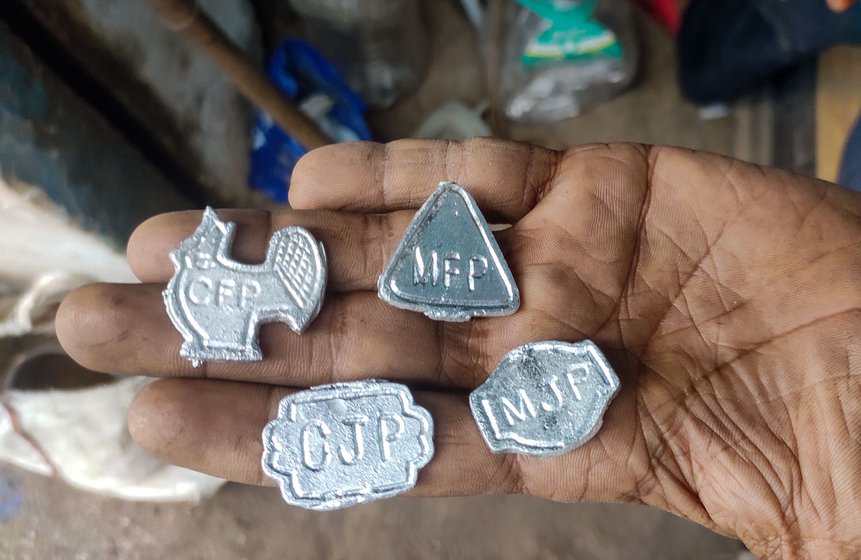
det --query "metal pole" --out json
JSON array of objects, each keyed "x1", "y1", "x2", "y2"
[{"x1": 145, "y1": 0, "x2": 331, "y2": 150}]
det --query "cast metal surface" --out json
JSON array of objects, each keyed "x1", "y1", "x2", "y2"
[
  {"x1": 262, "y1": 380, "x2": 434, "y2": 511},
  {"x1": 378, "y1": 182, "x2": 519, "y2": 322},
  {"x1": 163, "y1": 207, "x2": 326, "y2": 366},
  {"x1": 470, "y1": 340, "x2": 620, "y2": 457}
]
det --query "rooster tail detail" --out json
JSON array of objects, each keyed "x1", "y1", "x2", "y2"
[{"x1": 269, "y1": 227, "x2": 327, "y2": 329}]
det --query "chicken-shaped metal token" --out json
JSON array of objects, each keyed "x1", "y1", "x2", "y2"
[
  {"x1": 378, "y1": 182, "x2": 519, "y2": 322},
  {"x1": 164, "y1": 207, "x2": 326, "y2": 366}
]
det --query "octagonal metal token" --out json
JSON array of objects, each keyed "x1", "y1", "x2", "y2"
[
  {"x1": 378, "y1": 182, "x2": 519, "y2": 322},
  {"x1": 469, "y1": 341, "x2": 620, "y2": 457},
  {"x1": 262, "y1": 380, "x2": 434, "y2": 510},
  {"x1": 163, "y1": 207, "x2": 326, "y2": 366}
]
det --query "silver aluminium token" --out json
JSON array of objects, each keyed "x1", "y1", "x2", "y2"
[
  {"x1": 262, "y1": 380, "x2": 434, "y2": 511},
  {"x1": 163, "y1": 207, "x2": 326, "y2": 366},
  {"x1": 469, "y1": 340, "x2": 620, "y2": 457},
  {"x1": 378, "y1": 181, "x2": 519, "y2": 322}
]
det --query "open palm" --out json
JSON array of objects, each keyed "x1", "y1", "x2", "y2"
[{"x1": 57, "y1": 140, "x2": 861, "y2": 559}]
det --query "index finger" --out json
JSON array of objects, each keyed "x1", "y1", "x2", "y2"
[
  {"x1": 126, "y1": 208, "x2": 412, "y2": 290},
  {"x1": 288, "y1": 138, "x2": 562, "y2": 223}
]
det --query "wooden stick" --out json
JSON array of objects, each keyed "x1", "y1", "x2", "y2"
[{"x1": 145, "y1": 0, "x2": 331, "y2": 150}]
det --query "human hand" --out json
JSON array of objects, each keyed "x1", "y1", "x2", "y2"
[{"x1": 56, "y1": 140, "x2": 861, "y2": 559}]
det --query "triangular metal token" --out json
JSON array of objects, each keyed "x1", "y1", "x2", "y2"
[{"x1": 378, "y1": 182, "x2": 520, "y2": 322}]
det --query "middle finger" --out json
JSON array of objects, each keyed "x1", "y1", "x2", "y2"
[
  {"x1": 56, "y1": 284, "x2": 461, "y2": 386},
  {"x1": 127, "y1": 208, "x2": 415, "y2": 293}
]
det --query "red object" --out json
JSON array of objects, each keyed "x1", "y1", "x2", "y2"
[{"x1": 635, "y1": 0, "x2": 682, "y2": 34}]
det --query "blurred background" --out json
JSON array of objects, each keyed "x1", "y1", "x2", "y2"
[{"x1": 0, "y1": 0, "x2": 859, "y2": 558}]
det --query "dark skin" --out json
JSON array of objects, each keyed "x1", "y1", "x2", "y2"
[{"x1": 56, "y1": 140, "x2": 861, "y2": 559}]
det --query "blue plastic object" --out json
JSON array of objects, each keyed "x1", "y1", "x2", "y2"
[{"x1": 249, "y1": 40, "x2": 373, "y2": 202}]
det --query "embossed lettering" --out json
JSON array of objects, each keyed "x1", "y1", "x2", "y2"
[
  {"x1": 262, "y1": 381, "x2": 434, "y2": 510},
  {"x1": 378, "y1": 413, "x2": 405, "y2": 461},
  {"x1": 413, "y1": 247, "x2": 440, "y2": 287},
  {"x1": 469, "y1": 341, "x2": 620, "y2": 457},
  {"x1": 240, "y1": 280, "x2": 262, "y2": 308},
  {"x1": 188, "y1": 278, "x2": 262, "y2": 310},
  {"x1": 548, "y1": 374, "x2": 565, "y2": 405},
  {"x1": 411, "y1": 248, "x2": 492, "y2": 292},
  {"x1": 216, "y1": 278, "x2": 238, "y2": 309},
  {"x1": 500, "y1": 389, "x2": 537, "y2": 426},
  {"x1": 301, "y1": 420, "x2": 332, "y2": 471},
  {"x1": 566, "y1": 372, "x2": 586, "y2": 401},
  {"x1": 443, "y1": 252, "x2": 461, "y2": 288},
  {"x1": 187, "y1": 277, "x2": 213, "y2": 305},
  {"x1": 166, "y1": 209, "x2": 326, "y2": 365},
  {"x1": 541, "y1": 374, "x2": 571, "y2": 411},
  {"x1": 565, "y1": 368, "x2": 588, "y2": 401},
  {"x1": 338, "y1": 415, "x2": 368, "y2": 465},
  {"x1": 468, "y1": 255, "x2": 488, "y2": 291}
]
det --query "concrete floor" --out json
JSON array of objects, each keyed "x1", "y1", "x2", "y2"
[
  {"x1": 0, "y1": 4, "x2": 753, "y2": 560},
  {"x1": 1, "y1": 463, "x2": 744, "y2": 560}
]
